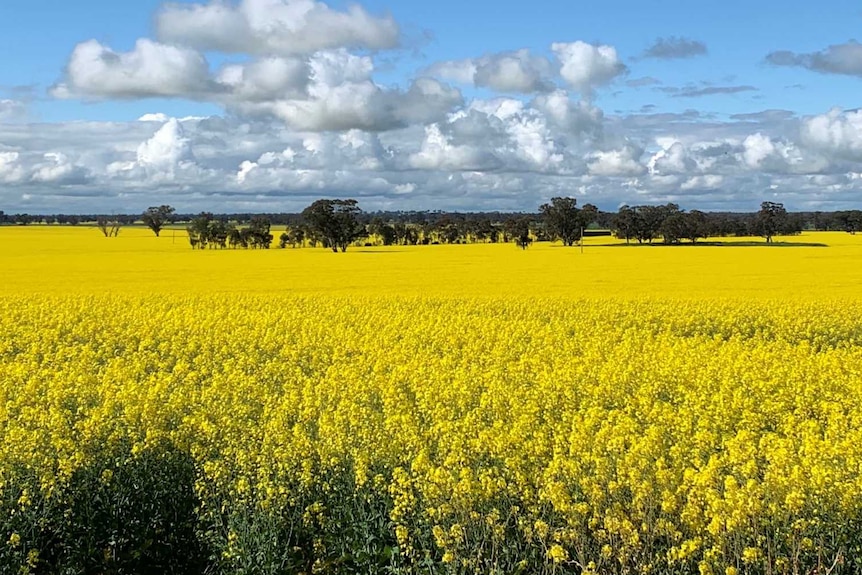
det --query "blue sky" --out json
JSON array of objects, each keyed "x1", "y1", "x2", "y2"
[{"x1": 2, "y1": 0, "x2": 862, "y2": 213}]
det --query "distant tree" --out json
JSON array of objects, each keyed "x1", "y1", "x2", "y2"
[
  {"x1": 301, "y1": 199, "x2": 366, "y2": 252},
  {"x1": 751, "y1": 201, "x2": 792, "y2": 243},
  {"x1": 246, "y1": 216, "x2": 273, "y2": 249},
  {"x1": 469, "y1": 218, "x2": 497, "y2": 243},
  {"x1": 368, "y1": 217, "x2": 397, "y2": 246},
  {"x1": 287, "y1": 225, "x2": 306, "y2": 248},
  {"x1": 612, "y1": 205, "x2": 638, "y2": 244},
  {"x1": 659, "y1": 212, "x2": 686, "y2": 244},
  {"x1": 186, "y1": 212, "x2": 214, "y2": 249},
  {"x1": 682, "y1": 210, "x2": 709, "y2": 243},
  {"x1": 501, "y1": 217, "x2": 533, "y2": 249},
  {"x1": 142, "y1": 205, "x2": 175, "y2": 237},
  {"x1": 835, "y1": 210, "x2": 862, "y2": 234},
  {"x1": 96, "y1": 216, "x2": 121, "y2": 237},
  {"x1": 540, "y1": 197, "x2": 597, "y2": 246},
  {"x1": 434, "y1": 216, "x2": 464, "y2": 244},
  {"x1": 208, "y1": 219, "x2": 231, "y2": 249},
  {"x1": 13, "y1": 213, "x2": 34, "y2": 226},
  {"x1": 634, "y1": 204, "x2": 676, "y2": 244}
]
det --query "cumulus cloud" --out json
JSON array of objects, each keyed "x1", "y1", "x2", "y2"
[
  {"x1": 588, "y1": 144, "x2": 645, "y2": 176},
  {"x1": 0, "y1": 152, "x2": 26, "y2": 183},
  {"x1": 425, "y1": 59, "x2": 477, "y2": 85},
  {"x1": 643, "y1": 37, "x2": 707, "y2": 59},
  {"x1": 427, "y1": 49, "x2": 554, "y2": 93},
  {"x1": 409, "y1": 124, "x2": 500, "y2": 171},
  {"x1": 216, "y1": 57, "x2": 309, "y2": 101},
  {"x1": 532, "y1": 90, "x2": 603, "y2": 136},
  {"x1": 31, "y1": 153, "x2": 91, "y2": 184},
  {"x1": 52, "y1": 39, "x2": 212, "y2": 99},
  {"x1": 648, "y1": 141, "x2": 696, "y2": 175},
  {"x1": 551, "y1": 41, "x2": 626, "y2": 94},
  {"x1": 156, "y1": 0, "x2": 400, "y2": 56},
  {"x1": 801, "y1": 108, "x2": 862, "y2": 156},
  {"x1": 767, "y1": 41, "x2": 862, "y2": 77},
  {"x1": 210, "y1": 50, "x2": 461, "y2": 131},
  {"x1": 105, "y1": 118, "x2": 200, "y2": 183},
  {"x1": 680, "y1": 174, "x2": 723, "y2": 191},
  {"x1": 24, "y1": 0, "x2": 862, "y2": 213},
  {"x1": 138, "y1": 113, "x2": 171, "y2": 123},
  {"x1": 136, "y1": 119, "x2": 195, "y2": 172},
  {"x1": 8, "y1": 104, "x2": 862, "y2": 212}
]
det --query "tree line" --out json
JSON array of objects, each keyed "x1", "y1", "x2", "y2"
[{"x1": 2, "y1": 201, "x2": 860, "y2": 250}]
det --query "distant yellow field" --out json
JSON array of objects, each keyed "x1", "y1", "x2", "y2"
[
  {"x1": 2, "y1": 225, "x2": 862, "y2": 574},
  {"x1": 1, "y1": 225, "x2": 861, "y2": 299}
]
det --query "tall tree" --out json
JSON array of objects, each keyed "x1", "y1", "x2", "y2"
[
  {"x1": 751, "y1": 201, "x2": 789, "y2": 243},
  {"x1": 186, "y1": 212, "x2": 213, "y2": 249},
  {"x1": 301, "y1": 199, "x2": 366, "y2": 252},
  {"x1": 612, "y1": 205, "x2": 638, "y2": 244},
  {"x1": 540, "y1": 197, "x2": 597, "y2": 246},
  {"x1": 246, "y1": 216, "x2": 273, "y2": 249},
  {"x1": 142, "y1": 205, "x2": 175, "y2": 237}
]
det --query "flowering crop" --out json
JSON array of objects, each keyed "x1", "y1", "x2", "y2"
[{"x1": 1, "y1": 227, "x2": 862, "y2": 573}]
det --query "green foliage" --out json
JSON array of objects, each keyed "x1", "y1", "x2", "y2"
[
  {"x1": 302, "y1": 199, "x2": 367, "y2": 252},
  {"x1": 141, "y1": 205, "x2": 176, "y2": 237},
  {"x1": 751, "y1": 201, "x2": 802, "y2": 243},
  {"x1": 539, "y1": 197, "x2": 597, "y2": 246},
  {"x1": 0, "y1": 442, "x2": 206, "y2": 574}
]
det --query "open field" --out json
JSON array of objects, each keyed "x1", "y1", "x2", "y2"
[
  {"x1": 1, "y1": 226, "x2": 862, "y2": 299},
  {"x1": 2, "y1": 226, "x2": 862, "y2": 574}
]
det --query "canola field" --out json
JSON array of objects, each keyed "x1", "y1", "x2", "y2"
[{"x1": 2, "y1": 226, "x2": 862, "y2": 574}]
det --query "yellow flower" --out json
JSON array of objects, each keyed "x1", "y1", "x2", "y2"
[{"x1": 547, "y1": 544, "x2": 568, "y2": 563}]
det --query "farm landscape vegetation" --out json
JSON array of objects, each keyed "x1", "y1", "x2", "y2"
[{"x1": 1, "y1": 202, "x2": 862, "y2": 575}]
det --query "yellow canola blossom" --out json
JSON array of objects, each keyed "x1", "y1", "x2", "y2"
[
  {"x1": 1, "y1": 226, "x2": 862, "y2": 573},
  {"x1": 1, "y1": 294, "x2": 862, "y2": 573},
  {"x1": 1, "y1": 226, "x2": 862, "y2": 300}
]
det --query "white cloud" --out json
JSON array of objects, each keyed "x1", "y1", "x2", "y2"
[
  {"x1": 409, "y1": 124, "x2": 500, "y2": 171},
  {"x1": 742, "y1": 133, "x2": 776, "y2": 168},
  {"x1": 136, "y1": 119, "x2": 195, "y2": 172},
  {"x1": 648, "y1": 141, "x2": 695, "y2": 175},
  {"x1": 236, "y1": 160, "x2": 258, "y2": 184},
  {"x1": 532, "y1": 90, "x2": 603, "y2": 136},
  {"x1": 156, "y1": 0, "x2": 400, "y2": 56},
  {"x1": 742, "y1": 132, "x2": 828, "y2": 174},
  {"x1": 226, "y1": 53, "x2": 461, "y2": 132},
  {"x1": 425, "y1": 59, "x2": 477, "y2": 85},
  {"x1": 53, "y1": 39, "x2": 212, "y2": 99},
  {"x1": 552, "y1": 41, "x2": 626, "y2": 94},
  {"x1": 31, "y1": 153, "x2": 91, "y2": 184},
  {"x1": 12, "y1": 79, "x2": 862, "y2": 212},
  {"x1": 217, "y1": 57, "x2": 309, "y2": 101},
  {"x1": 0, "y1": 152, "x2": 26, "y2": 183},
  {"x1": 588, "y1": 144, "x2": 645, "y2": 176},
  {"x1": 427, "y1": 49, "x2": 553, "y2": 93},
  {"x1": 138, "y1": 113, "x2": 171, "y2": 123},
  {"x1": 801, "y1": 108, "x2": 862, "y2": 159},
  {"x1": 680, "y1": 175, "x2": 723, "y2": 191}
]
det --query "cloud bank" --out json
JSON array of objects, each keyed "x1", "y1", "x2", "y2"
[{"x1": 3, "y1": 0, "x2": 862, "y2": 213}]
